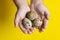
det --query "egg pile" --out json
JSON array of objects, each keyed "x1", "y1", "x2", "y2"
[{"x1": 22, "y1": 11, "x2": 43, "y2": 29}]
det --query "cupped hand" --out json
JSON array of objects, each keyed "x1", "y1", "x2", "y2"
[
  {"x1": 14, "y1": 0, "x2": 35, "y2": 34},
  {"x1": 14, "y1": 7, "x2": 35, "y2": 34},
  {"x1": 30, "y1": 3, "x2": 50, "y2": 32}
]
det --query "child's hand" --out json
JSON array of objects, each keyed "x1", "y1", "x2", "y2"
[
  {"x1": 30, "y1": 0, "x2": 50, "y2": 32},
  {"x1": 14, "y1": 0, "x2": 35, "y2": 34}
]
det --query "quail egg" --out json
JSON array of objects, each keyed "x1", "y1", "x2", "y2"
[
  {"x1": 23, "y1": 18, "x2": 32, "y2": 29},
  {"x1": 33, "y1": 18, "x2": 42, "y2": 27},
  {"x1": 26, "y1": 11, "x2": 36, "y2": 20}
]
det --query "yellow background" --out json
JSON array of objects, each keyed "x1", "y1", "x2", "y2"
[{"x1": 0, "y1": 0, "x2": 60, "y2": 40}]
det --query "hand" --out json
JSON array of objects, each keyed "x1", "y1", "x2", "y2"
[
  {"x1": 14, "y1": 0, "x2": 35, "y2": 34},
  {"x1": 30, "y1": 1, "x2": 50, "y2": 32}
]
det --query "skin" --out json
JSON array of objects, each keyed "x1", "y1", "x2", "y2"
[
  {"x1": 30, "y1": 0, "x2": 50, "y2": 32},
  {"x1": 14, "y1": 0, "x2": 50, "y2": 34},
  {"x1": 14, "y1": 0, "x2": 35, "y2": 34}
]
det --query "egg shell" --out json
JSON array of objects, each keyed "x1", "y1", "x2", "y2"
[
  {"x1": 23, "y1": 18, "x2": 32, "y2": 29},
  {"x1": 26, "y1": 11, "x2": 36, "y2": 20},
  {"x1": 32, "y1": 18, "x2": 42, "y2": 27}
]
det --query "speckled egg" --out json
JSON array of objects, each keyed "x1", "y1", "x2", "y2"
[
  {"x1": 26, "y1": 11, "x2": 36, "y2": 20},
  {"x1": 33, "y1": 18, "x2": 42, "y2": 27},
  {"x1": 23, "y1": 18, "x2": 32, "y2": 29}
]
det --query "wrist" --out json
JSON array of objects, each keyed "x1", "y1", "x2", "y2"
[{"x1": 32, "y1": 0, "x2": 43, "y2": 5}]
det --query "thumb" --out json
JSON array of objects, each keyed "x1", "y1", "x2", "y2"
[
  {"x1": 44, "y1": 7, "x2": 50, "y2": 20},
  {"x1": 14, "y1": 16, "x2": 20, "y2": 27}
]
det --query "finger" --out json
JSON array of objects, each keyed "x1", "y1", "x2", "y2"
[
  {"x1": 39, "y1": 18, "x2": 48, "y2": 32},
  {"x1": 39, "y1": 28, "x2": 45, "y2": 32},
  {"x1": 19, "y1": 20, "x2": 28, "y2": 34},
  {"x1": 38, "y1": 21, "x2": 43, "y2": 32},
  {"x1": 27, "y1": 27, "x2": 36, "y2": 34},
  {"x1": 44, "y1": 7, "x2": 50, "y2": 20},
  {"x1": 29, "y1": 27, "x2": 35, "y2": 32},
  {"x1": 27, "y1": 29, "x2": 32, "y2": 34}
]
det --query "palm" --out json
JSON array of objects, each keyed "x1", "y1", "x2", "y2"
[
  {"x1": 14, "y1": 8, "x2": 35, "y2": 34},
  {"x1": 31, "y1": 4, "x2": 50, "y2": 32},
  {"x1": 14, "y1": 0, "x2": 35, "y2": 34}
]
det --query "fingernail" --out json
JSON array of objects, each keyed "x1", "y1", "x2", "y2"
[
  {"x1": 34, "y1": 28, "x2": 36, "y2": 30},
  {"x1": 25, "y1": 31, "x2": 28, "y2": 34},
  {"x1": 29, "y1": 32, "x2": 32, "y2": 34},
  {"x1": 32, "y1": 30, "x2": 34, "y2": 32}
]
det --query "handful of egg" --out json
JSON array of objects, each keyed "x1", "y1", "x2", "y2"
[{"x1": 23, "y1": 11, "x2": 43, "y2": 29}]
